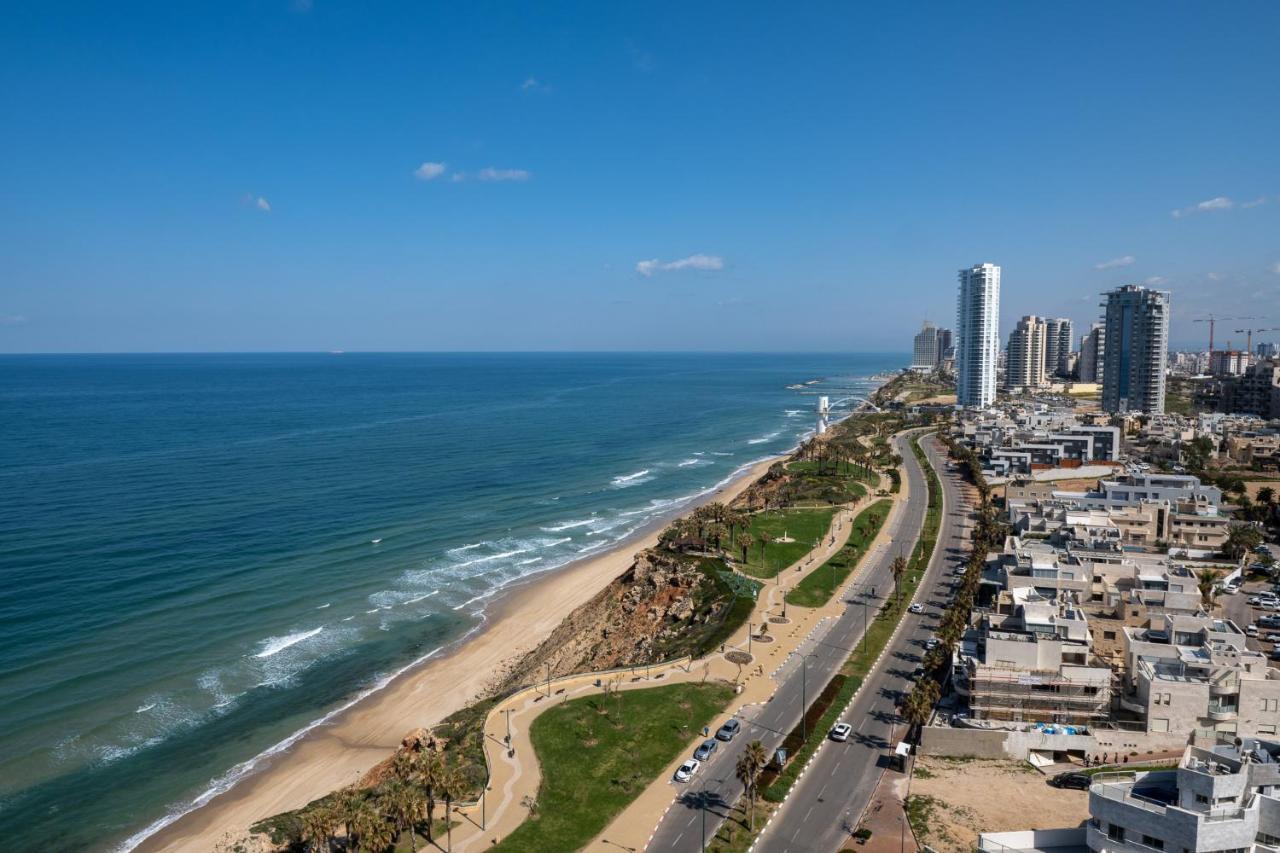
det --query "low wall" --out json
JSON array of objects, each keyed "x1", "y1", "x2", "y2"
[{"x1": 919, "y1": 726, "x2": 1010, "y2": 759}]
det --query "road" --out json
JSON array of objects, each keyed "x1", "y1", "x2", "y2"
[
  {"x1": 645, "y1": 429, "x2": 940, "y2": 853},
  {"x1": 751, "y1": 434, "x2": 972, "y2": 852}
]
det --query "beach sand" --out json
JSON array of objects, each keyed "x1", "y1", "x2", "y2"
[{"x1": 136, "y1": 457, "x2": 779, "y2": 852}]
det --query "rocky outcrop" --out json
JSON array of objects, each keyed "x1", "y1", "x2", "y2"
[{"x1": 495, "y1": 548, "x2": 723, "y2": 694}]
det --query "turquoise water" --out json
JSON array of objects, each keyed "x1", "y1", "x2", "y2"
[{"x1": 0, "y1": 352, "x2": 899, "y2": 851}]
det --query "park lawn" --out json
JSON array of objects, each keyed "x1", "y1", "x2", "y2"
[
  {"x1": 491, "y1": 682, "x2": 735, "y2": 853},
  {"x1": 785, "y1": 499, "x2": 892, "y2": 608},
  {"x1": 735, "y1": 507, "x2": 836, "y2": 578}
]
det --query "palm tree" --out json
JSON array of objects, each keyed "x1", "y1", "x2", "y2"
[
  {"x1": 890, "y1": 555, "x2": 908, "y2": 604},
  {"x1": 417, "y1": 752, "x2": 441, "y2": 843},
  {"x1": 1259, "y1": 487, "x2": 1276, "y2": 506},
  {"x1": 437, "y1": 760, "x2": 465, "y2": 852},
  {"x1": 1224, "y1": 523, "x2": 1263, "y2": 560},
  {"x1": 350, "y1": 795, "x2": 393, "y2": 853},
  {"x1": 736, "y1": 740, "x2": 769, "y2": 830},
  {"x1": 738, "y1": 533, "x2": 754, "y2": 564},
  {"x1": 300, "y1": 804, "x2": 338, "y2": 853},
  {"x1": 903, "y1": 679, "x2": 940, "y2": 729},
  {"x1": 759, "y1": 531, "x2": 773, "y2": 568},
  {"x1": 381, "y1": 779, "x2": 424, "y2": 852},
  {"x1": 1196, "y1": 568, "x2": 1221, "y2": 613}
]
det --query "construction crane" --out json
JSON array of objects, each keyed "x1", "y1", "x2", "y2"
[
  {"x1": 1192, "y1": 315, "x2": 1257, "y2": 354},
  {"x1": 1235, "y1": 327, "x2": 1277, "y2": 354}
]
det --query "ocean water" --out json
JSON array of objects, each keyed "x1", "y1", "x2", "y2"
[{"x1": 0, "y1": 352, "x2": 899, "y2": 851}]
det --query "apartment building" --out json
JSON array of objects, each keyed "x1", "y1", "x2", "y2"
[
  {"x1": 954, "y1": 590, "x2": 1112, "y2": 725},
  {"x1": 1101, "y1": 284, "x2": 1171, "y2": 415},
  {"x1": 957, "y1": 263, "x2": 1001, "y2": 408}
]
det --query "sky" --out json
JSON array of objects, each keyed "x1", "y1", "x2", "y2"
[{"x1": 2, "y1": 1, "x2": 1279, "y2": 353}]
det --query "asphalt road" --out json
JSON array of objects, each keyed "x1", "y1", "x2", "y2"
[
  {"x1": 646, "y1": 429, "x2": 942, "y2": 853},
  {"x1": 751, "y1": 435, "x2": 972, "y2": 853}
]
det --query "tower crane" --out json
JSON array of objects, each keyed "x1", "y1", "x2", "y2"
[
  {"x1": 1192, "y1": 315, "x2": 1257, "y2": 354},
  {"x1": 1235, "y1": 327, "x2": 1277, "y2": 354}
]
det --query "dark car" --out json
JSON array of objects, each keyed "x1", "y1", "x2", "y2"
[
  {"x1": 693, "y1": 739, "x2": 718, "y2": 761},
  {"x1": 1049, "y1": 772, "x2": 1091, "y2": 790},
  {"x1": 715, "y1": 719, "x2": 741, "y2": 742}
]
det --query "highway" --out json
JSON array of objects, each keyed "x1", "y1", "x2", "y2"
[
  {"x1": 646, "y1": 428, "x2": 941, "y2": 852},
  {"x1": 751, "y1": 434, "x2": 972, "y2": 853}
]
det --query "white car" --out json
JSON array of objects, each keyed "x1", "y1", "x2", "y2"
[
  {"x1": 674, "y1": 758, "x2": 701, "y2": 783},
  {"x1": 1248, "y1": 625, "x2": 1260, "y2": 637},
  {"x1": 925, "y1": 637, "x2": 940, "y2": 651},
  {"x1": 908, "y1": 602, "x2": 925, "y2": 615},
  {"x1": 829, "y1": 722, "x2": 853, "y2": 742}
]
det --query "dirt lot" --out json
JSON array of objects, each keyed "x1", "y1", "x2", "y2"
[{"x1": 906, "y1": 756, "x2": 1089, "y2": 853}]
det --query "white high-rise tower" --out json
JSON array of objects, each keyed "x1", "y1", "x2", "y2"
[{"x1": 956, "y1": 263, "x2": 1001, "y2": 407}]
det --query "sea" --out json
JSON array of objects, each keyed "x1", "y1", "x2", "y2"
[{"x1": 0, "y1": 352, "x2": 901, "y2": 851}]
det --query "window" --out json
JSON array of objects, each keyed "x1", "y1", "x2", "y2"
[
  {"x1": 1108, "y1": 824, "x2": 1126, "y2": 843},
  {"x1": 1195, "y1": 793, "x2": 1210, "y2": 804},
  {"x1": 1104, "y1": 630, "x2": 1116, "y2": 640},
  {"x1": 1142, "y1": 835, "x2": 1165, "y2": 850}
]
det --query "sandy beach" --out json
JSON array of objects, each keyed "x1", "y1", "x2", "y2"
[{"x1": 136, "y1": 456, "x2": 780, "y2": 852}]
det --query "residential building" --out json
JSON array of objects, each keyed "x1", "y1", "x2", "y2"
[
  {"x1": 1259, "y1": 342, "x2": 1280, "y2": 359},
  {"x1": 1222, "y1": 360, "x2": 1280, "y2": 420},
  {"x1": 912, "y1": 321, "x2": 941, "y2": 370},
  {"x1": 1121, "y1": 614, "x2": 1280, "y2": 738},
  {"x1": 957, "y1": 263, "x2": 1001, "y2": 408},
  {"x1": 1046, "y1": 317, "x2": 1074, "y2": 378},
  {"x1": 953, "y1": 590, "x2": 1112, "y2": 725},
  {"x1": 1211, "y1": 349, "x2": 1251, "y2": 378},
  {"x1": 937, "y1": 327, "x2": 954, "y2": 361},
  {"x1": 1079, "y1": 323, "x2": 1105, "y2": 383},
  {"x1": 1101, "y1": 285, "x2": 1171, "y2": 414},
  {"x1": 1006, "y1": 315, "x2": 1049, "y2": 391}
]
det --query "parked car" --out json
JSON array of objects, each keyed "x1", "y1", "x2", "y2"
[
  {"x1": 1270, "y1": 648, "x2": 1280, "y2": 662},
  {"x1": 913, "y1": 665, "x2": 926, "y2": 679},
  {"x1": 925, "y1": 637, "x2": 940, "y2": 651},
  {"x1": 715, "y1": 719, "x2": 741, "y2": 742},
  {"x1": 674, "y1": 759, "x2": 701, "y2": 783},
  {"x1": 1265, "y1": 633, "x2": 1280, "y2": 644},
  {"x1": 1258, "y1": 615, "x2": 1280, "y2": 628},
  {"x1": 1247, "y1": 625, "x2": 1260, "y2": 637},
  {"x1": 908, "y1": 602, "x2": 925, "y2": 615},
  {"x1": 1048, "y1": 772, "x2": 1092, "y2": 790},
  {"x1": 693, "y1": 739, "x2": 718, "y2": 761},
  {"x1": 829, "y1": 723, "x2": 853, "y2": 742}
]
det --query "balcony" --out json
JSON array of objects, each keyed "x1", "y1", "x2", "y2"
[
  {"x1": 1207, "y1": 701, "x2": 1238, "y2": 722},
  {"x1": 1209, "y1": 672, "x2": 1240, "y2": 697}
]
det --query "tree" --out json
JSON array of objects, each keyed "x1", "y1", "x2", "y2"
[
  {"x1": 1224, "y1": 523, "x2": 1264, "y2": 560},
  {"x1": 738, "y1": 533, "x2": 754, "y2": 564},
  {"x1": 349, "y1": 795, "x2": 393, "y2": 853},
  {"x1": 903, "y1": 679, "x2": 940, "y2": 729},
  {"x1": 300, "y1": 805, "x2": 338, "y2": 853},
  {"x1": 417, "y1": 752, "x2": 441, "y2": 843},
  {"x1": 759, "y1": 531, "x2": 773, "y2": 567},
  {"x1": 437, "y1": 760, "x2": 465, "y2": 852},
  {"x1": 1197, "y1": 568, "x2": 1221, "y2": 613},
  {"x1": 737, "y1": 740, "x2": 769, "y2": 830},
  {"x1": 381, "y1": 779, "x2": 424, "y2": 852},
  {"x1": 890, "y1": 555, "x2": 908, "y2": 604},
  {"x1": 1258, "y1": 487, "x2": 1276, "y2": 506}
]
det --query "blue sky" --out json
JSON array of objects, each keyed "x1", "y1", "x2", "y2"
[{"x1": 2, "y1": 1, "x2": 1278, "y2": 353}]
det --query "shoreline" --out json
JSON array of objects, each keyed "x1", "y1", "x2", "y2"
[{"x1": 132, "y1": 454, "x2": 784, "y2": 853}]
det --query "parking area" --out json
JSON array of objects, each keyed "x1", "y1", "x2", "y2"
[{"x1": 1221, "y1": 572, "x2": 1280, "y2": 666}]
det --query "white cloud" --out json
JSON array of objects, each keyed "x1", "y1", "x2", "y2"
[
  {"x1": 477, "y1": 167, "x2": 530, "y2": 182},
  {"x1": 1144, "y1": 276, "x2": 1168, "y2": 286},
  {"x1": 0, "y1": 313, "x2": 29, "y2": 326},
  {"x1": 1171, "y1": 196, "x2": 1234, "y2": 218},
  {"x1": 519, "y1": 77, "x2": 550, "y2": 93},
  {"x1": 635, "y1": 254, "x2": 725, "y2": 277},
  {"x1": 1270, "y1": 262, "x2": 1280, "y2": 275},
  {"x1": 1094, "y1": 255, "x2": 1135, "y2": 270},
  {"x1": 1207, "y1": 272, "x2": 1225, "y2": 281},
  {"x1": 1242, "y1": 197, "x2": 1269, "y2": 209},
  {"x1": 255, "y1": 196, "x2": 271, "y2": 212},
  {"x1": 414, "y1": 162, "x2": 447, "y2": 181}
]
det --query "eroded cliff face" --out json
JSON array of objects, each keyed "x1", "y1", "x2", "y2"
[{"x1": 496, "y1": 548, "x2": 718, "y2": 694}]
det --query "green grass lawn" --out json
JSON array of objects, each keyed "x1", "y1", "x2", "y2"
[
  {"x1": 785, "y1": 499, "x2": 892, "y2": 608},
  {"x1": 491, "y1": 682, "x2": 735, "y2": 853},
  {"x1": 734, "y1": 507, "x2": 836, "y2": 578}
]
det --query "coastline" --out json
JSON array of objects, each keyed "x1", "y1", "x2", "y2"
[{"x1": 133, "y1": 454, "x2": 783, "y2": 853}]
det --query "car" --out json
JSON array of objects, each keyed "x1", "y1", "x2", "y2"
[
  {"x1": 925, "y1": 637, "x2": 940, "y2": 651},
  {"x1": 1048, "y1": 772, "x2": 1092, "y2": 790},
  {"x1": 1248, "y1": 625, "x2": 1260, "y2": 637},
  {"x1": 1266, "y1": 633, "x2": 1280, "y2": 644},
  {"x1": 715, "y1": 719, "x2": 741, "y2": 742},
  {"x1": 1257, "y1": 544, "x2": 1273, "y2": 554},
  {"x1": 913, "y1": 665, "x2": 926, "y2": 679},
  {"x1": 1259, "y1": 616, "x2": 1280, "y2": 629},
  {"x1": 953, "y1": 566, "x2": 966, "y2": 576},
  {"x1": 1271, "y1": 648, "x2": 1280, "y2": 662},
  {"x1": 693, "y1": 739, "x2": 718, "y2": 761},
  {"x1": 1250, "y1": 596, "x2": 1264, "y2": 606},
  {"x1": 908, "y1": 602, "x2": 925, "y2": 614},
  {"x1": 674, "y1": 759, "x2": 701, "y2": 783},
  {"x1": 829, "y1": 723, "x2": 853, "y2": 742}
]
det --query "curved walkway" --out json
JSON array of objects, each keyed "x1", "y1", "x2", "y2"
[{"x1": 438, "y1": 458, "x2": 906, "y2": 850}]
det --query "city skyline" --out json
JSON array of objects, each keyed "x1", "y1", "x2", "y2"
[{"x1": 3, "y1": 2, "x2": 1280, "y2": 353}]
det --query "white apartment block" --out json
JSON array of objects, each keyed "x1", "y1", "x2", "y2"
[
  {"x1": 957, "y1": 262, "x2": 1001, "y2": 408},
  {"x1": 1007, "y1": 315, "x2": 1050, "y2": 391}
]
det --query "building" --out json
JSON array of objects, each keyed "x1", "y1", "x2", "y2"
[
  {"x1": 1211, "y1": 349, "x2": 1251, "y2": 378},
  {"x1": 957, "y1": 263, "x2": 1002, "y2": 408},
  {"x1": 1259, "y1": 342, "x2": 1280, "y2": 359},
  {"x1": 1101, "y1": 285, "x2": 1171, "y2": 415},
  {"x1": 1046, "y1": 317, "x2": 1074, "y2": 378},
  {"x1": 937, "y1": 327, "x2": 954, "y2": 361},
  {"x1": 1120, "y1": 613, "x2": 1280, "y2": 738},
  {"x1": 1079, "y1": 323, "x2": 1105, "y2": 383},
  {"x1": 1006, "y1": 315, "x2": 1049, "y2": 391},
  {"x1": 981, "y1": 740, "x2": 1280, "y2": 853},
  {"x1": 953, "y1": 590, "x2": 1112, "y2": 725},
  {"x1": 912, "y1": 321, "x2": 941, "y2": 370},
  {"x1": 1221, "y1": 360, "x2": 1280, "y2": 419}
]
